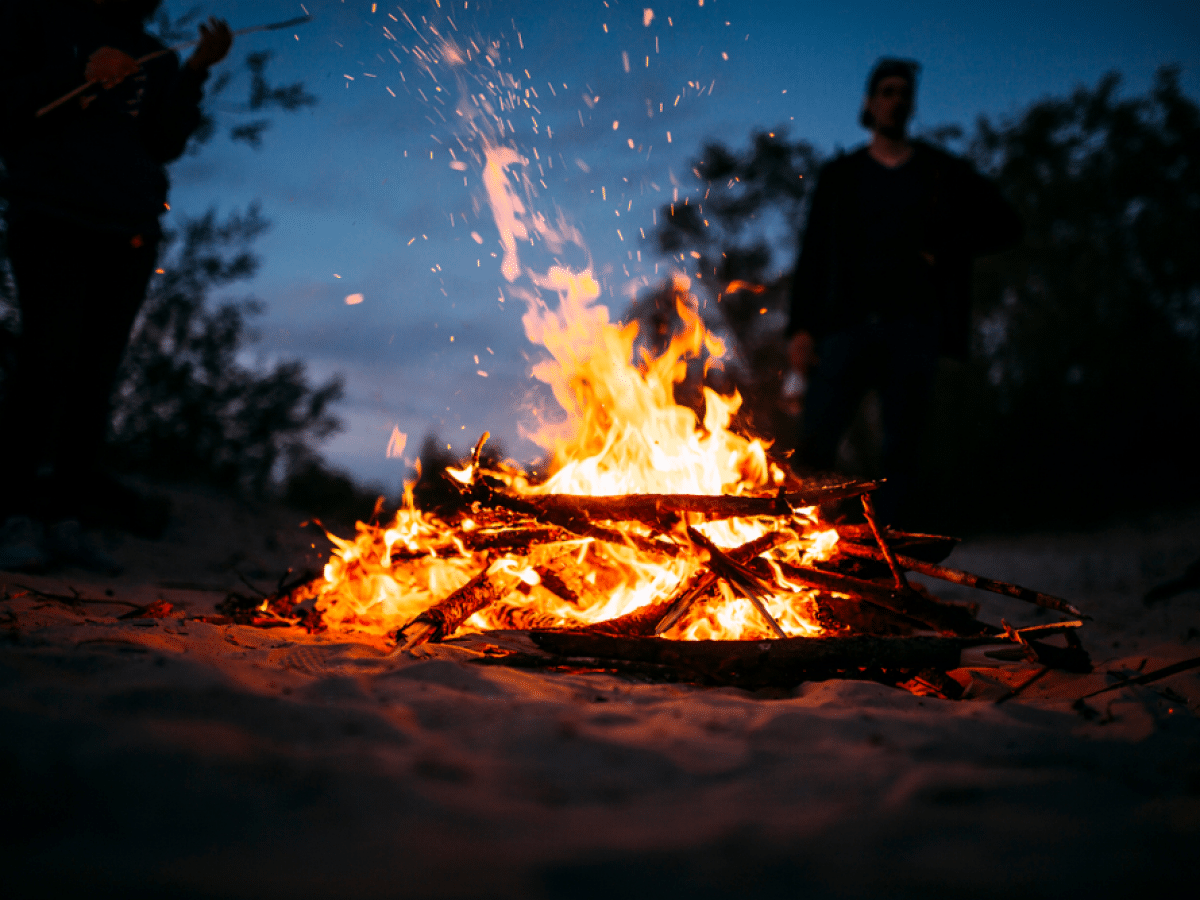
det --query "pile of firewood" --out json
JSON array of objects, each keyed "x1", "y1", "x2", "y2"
[{"x1": 375, "y1": 450, "x2": 1090, "y2": 696}]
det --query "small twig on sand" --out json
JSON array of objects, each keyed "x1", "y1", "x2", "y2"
[{"x1": 8, "y1": 582, "x2": 141, "y2": 610}]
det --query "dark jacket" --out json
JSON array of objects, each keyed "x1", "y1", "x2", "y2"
[
  {"x1": 0, "y1": 0, "x2": 206, "y2": 233},
  {"x1": 787, "y1": 141, "x2": 1022, "y2": 359}
]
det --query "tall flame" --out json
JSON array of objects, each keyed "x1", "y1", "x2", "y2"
[{"x1": 303, "y1": 26, "x2": 836, "y2": 643}]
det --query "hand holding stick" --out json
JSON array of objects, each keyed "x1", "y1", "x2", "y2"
[
  {"x1": 186, "y1": 17, "x2": 233, "y2": 73},
  {"x1": 84, "y1": 47, "x2": 140, "y2": 89},
  {"x1": 36, "y1": 14, "x2": 312, "y2": 118}
]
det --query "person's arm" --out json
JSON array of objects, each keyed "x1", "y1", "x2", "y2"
[{"x1": 141, "y1": 18, "x2": 232, "y2": 163}]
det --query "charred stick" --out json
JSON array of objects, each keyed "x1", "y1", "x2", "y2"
[
  {"x1": 835, "y1": 525, "x2": 961, "y2": 563},
  {"x1": 861, "y1": 494, "x2": 908, "y2": 590},
  {"x1": 836, "y1": 542, "x2": 1085, "y2": 617},
  {"x1": 530, "y1": 631, "x2": 1005, "y2": 678},
  {"x1": 469, "y1": 431, "x2": 490, "y2": 477},
  {"x1": 389, "y1": 526, "x2": 577, "y2": 563},
  {"x1": 447, "y1": 474, "x2": 679, "y2": 557},
  {"x1": 1079, "y1": 654, "x2": 1200, "y2": 699},
  {"x1": 652, "y1": 532, "x2": 787, "y2": 636},
  {"x1": 524, "y1": 480, "x2": 879, "y2": 525},
  {"x1": 482, "y1": 603, "x2": 564, "y2": 632},
  {"x1": 392, "y1": 563, "x2": 522, "y2": 653},
  {"x1": 464, "y1": 526, "x2": 580, "y2": 553},
  {"x1": 685, "y1": 526, "x2": 787, "y2": 638},
  {"x1": 777, "y1": 562, "x2": 990, "y2": 636},
  {"x1": 814, "y1": 593, "x2": 929, "y2": 635}
]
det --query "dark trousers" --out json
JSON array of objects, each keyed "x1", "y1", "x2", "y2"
[
  {"x1": 798, "y1": 318, "x2": 940, "y2": 525},
  {"x1": 2, "y1": 210, "x2": 158, "y2": 512}
]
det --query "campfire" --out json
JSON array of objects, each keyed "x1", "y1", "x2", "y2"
[
  {"x1": 277, "y1": 280, "x2": 1088, "y2": 697},
  {"x1": 270, "y1": 29, "x2": 1088, "y2": 697}
]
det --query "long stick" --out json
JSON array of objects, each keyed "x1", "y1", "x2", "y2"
[
  {"x1": 525, "y1": 480, "x2": 879, "y2": 526},
  {"x1": 776, "y1": 561, "x2": 990, "y2": 636},
  {"x1": 861, "y1": 494, "x2": 908, "y2": 590},
  {"x1": 836, "y1": 541, "x2": 1085, "y2": 617},
  {"x1": 36, "y1": 15, "x2": 313, "y2": 118}
]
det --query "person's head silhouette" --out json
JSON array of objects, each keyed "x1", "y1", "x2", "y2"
[{"x1": 860, "y1": 58, "x2": 920, "y2": 138}]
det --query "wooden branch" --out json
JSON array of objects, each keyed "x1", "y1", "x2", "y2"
[
  {"x1": 861, "y1": 494, "x2": 908, "y2": 590},
  {"x1": 1079, "y1": 654, "x2": 1200, "y2": 699},
  {"x1": 835, "y1": 542, "x2": 1085, "y2": 617},
  {"x1": 813, "y1": 593, "x2": 927, "y2": 636},
  {"x1": 523, "y1": 480, "x2": 879, "y2": 525},
  {"x1": 685, "y1": 526, "x2": 787, "y2": 638},
  {"x1": 389, "y1": 526, "x2": 579, "y2": 563},
  {"x1": 447, "y1": 474, "x2": 681, "y2": 557},
  {"x1": 392, "y1": 564, "x2": 521, "y2": 653},
  {"x1": 776, "y1": 562, "x2": 991, "y2": 636},
  {"x1": 528, "y1": 631, "x2": 982, "y2": 683},
  {"x1": 651, "y1": 532, "x2": 787, "y2": 636},
  {"x1": 835, "y1": 525, "x2": 960, "y2": 563}
]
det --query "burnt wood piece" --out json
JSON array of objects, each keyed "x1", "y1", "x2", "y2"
[
  {"x1": 447, "y1": 474, "x2": 681, "y2": 557},
  {"x1": 393, "y1": 566, "x2": 519, "y2": 652},
  {"x1": 523, "y1": 480, "x2": 880, "y2": 525},
  {"x1": 813, "y1": 593, "x2": 927, "y2": 636},
  {"x1": 463, "y1": 526, "x2": 579, "y2": 553},
  {"x1": 651, "y1": 532, "x2": 789, "y2": 636},
  {"x1": 390, "y1": 526, "x2": 579, "y2": 562},
  {"x1": 836, "y1": 542, "x2": 1085, "y2": 617},
  {"x1": 468, "y1": 628, "x2": 1084, "y2": 690},
  {"x1": 836, "y1": 525, "x2": 960, "y2": 563},
  {"x1": 777, "y1": 562, "x2": 992, "y2": 636},
  {"x1": 479, "y1": 603, "x2": 564, "y2": 631},
  {"x1": 528, "y1": 631, "x2": 982, "y2": 685}
]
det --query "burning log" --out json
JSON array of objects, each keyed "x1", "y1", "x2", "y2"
[
  {"x1": 650, "y1": 532, "x2": 788, "y2": 636},
  {"x1": 389, "y1": 526, "x2": 580, "y2": 563},
  {"x1": 455, "y1": 618, "x2": 1090, "y2": 690},
  {"x1": 504, "y1": 630, "x2": 1051, "y2": 688},
  {"x1": 523, "y1": 480, "x2": 879, "y2": 526},
  {"x1": 812, "y1": 593, "x2": 929, "y2": 635},
  {"x1": 393, "y1": 561, "x2": 524, "y2": 653},
  {"x1": 447, "y1": 474, "x2": 681, "y2": 557},
  {"x1": 683, "y1": 525, "x2": 788, "y2": 638},
  {"x1": 835, "y1": 542, "x2": 1084, "y2": 617}
]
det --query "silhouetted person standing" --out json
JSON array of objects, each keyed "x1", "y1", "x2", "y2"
[
  {"x1": 0, "y1": 0, "x2": 230, "y2": 553},
  {"x1": 787, "y1": 59, "x2": 1021, "y2": 524}
]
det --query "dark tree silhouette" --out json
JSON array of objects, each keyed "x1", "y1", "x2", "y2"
[
  {"x1": 952, "y1": 66, "x2": 1200, "y2": 523},
  {"x1": 0, "y1": 6, "x2": 334, "y2": 499},
  {"x1": 109, "y1": 205, "x2": 343, "y2": 494}
]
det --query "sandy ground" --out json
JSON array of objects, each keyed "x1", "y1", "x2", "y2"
[{"x1": 2, "y1": 488, "x2": 1199, "y2": 899}]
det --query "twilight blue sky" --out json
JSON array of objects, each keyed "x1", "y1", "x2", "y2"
[{"x1": 161, "y1": 0, "x2": 1199, "y2": 490}]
